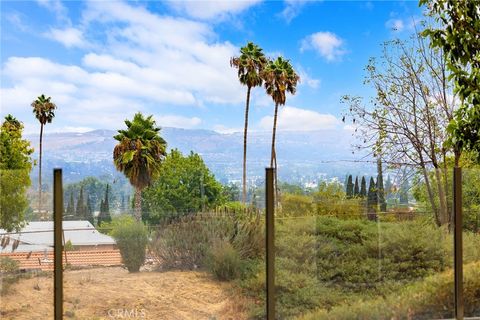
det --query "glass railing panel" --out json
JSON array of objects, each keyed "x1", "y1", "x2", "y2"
[
  {"x1": 275, "y1": 170, "x2": 454, "y2": 319},
  {"x1": 462, "y1": 167, "x2": 480, "y2": 318},
  {"x1": 0, "y1": 168, "x2": 54, "y2": 319},
  {"x1": 61, "y1": 172, "x2": 263, "y2": 319}
]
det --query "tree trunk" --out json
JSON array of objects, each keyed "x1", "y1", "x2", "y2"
[
  {"x1": 242, "y1": 86, "x2": 252, "y2": 204},
  {"x1": 434, "y1": 166, "x2": 449, "y2": 225},
  {"x1": 134, "y1": 188, "x2": 142, "y2": 222},
  {"x1": 39, "y1": 123, "x2": 43, "y2": 220},
  {"x1": 271, "y1": 103, "x2": 279, "y2": 207},
  {"x1": 270, "y1": 103, "x2": 279, "y2": 167},
  {"x1": 420, "y1": 160, "x2": 440, "y2": 226}
]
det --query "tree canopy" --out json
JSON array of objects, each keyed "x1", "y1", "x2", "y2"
[
  {"x1": 0, "y1": 115, "x2": 34, "y2": 231},
  {"x1": 421, "y1": 0, "x2": 480, "y2": 161},
  {"x1": 142, "y1": 149, "x2": 224, "y2": 224}
]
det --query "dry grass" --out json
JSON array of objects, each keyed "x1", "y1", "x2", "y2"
[{"x1": 0, "y1": 267, "x2": 248, "y2": 320}]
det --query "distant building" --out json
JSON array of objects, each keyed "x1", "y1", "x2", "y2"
[{"x1": 0, "y1": 220, "x2": 116, "y2": 253}]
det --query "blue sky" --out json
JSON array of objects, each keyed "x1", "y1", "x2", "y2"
[{"x1": 1, "y1": 0, "x2": 424, "y2": 136}]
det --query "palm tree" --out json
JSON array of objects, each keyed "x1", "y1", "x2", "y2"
[
  {"x1": 31, "y1": 94, "x2": 56, "y2": 219},
  {"x1": 113, "y1": 112, "x2": 167, "y2": 221},
  {"x1": 262, "y1": 57, "x2": 300, "y2": 199},
  {"x1": 230, "y1": 42, "x2": 267, "y2": 204}
]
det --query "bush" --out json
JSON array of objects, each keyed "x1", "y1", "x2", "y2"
[
  {"x1": 150, "y1": 212, "x2": 263, "y2": 270},
  {"x1": 0, "y1": 257, "x2": 19, "y2": 273},
  {"x1": 111, "y1": 220, "x2": 148, "y2": 272},
  {"x1": 206, "y1": 240, "x2": 242, "y2": 281},
  {"x1": 299, "y1": 261, "x2": 480, "y2": 320}
]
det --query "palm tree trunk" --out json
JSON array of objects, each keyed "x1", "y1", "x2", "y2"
[
  {"x1": 271, "y1": 103, "x2": 279, "y2": 207},
  {"x1": 270, "y1": 103, "x2": 279, "y2": 167},
  {"x1": 39, "y1": 123, "x2": 43, "y2": 220},
  {"x1": 134, "y1": 188, "x2": 142, "y2": 222},
  {"x1": 242, "y1": 86, "x2": 252, "y2": 204}
]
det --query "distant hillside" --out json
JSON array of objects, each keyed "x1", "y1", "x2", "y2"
[{"x1": 25, "y1": 128, "x2": 375, "y2": 185}]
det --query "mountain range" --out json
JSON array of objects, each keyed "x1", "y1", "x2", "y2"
[{"x1": 25, "y1": 128, "x2": 375, "y2": 186}]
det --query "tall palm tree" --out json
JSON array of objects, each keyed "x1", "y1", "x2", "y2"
[
  {"x1": 263, "y1": 57, "x2": 300, "y2": 201},
  {"x1": 230, "y1": 42, "x2": 267, "y2": 204},
  {"x1": 31, "y1": 94, "x2": 56, "y2": 219},
  {"x1": 113, "y1": 112, "x2": 167, "y2": 221}
]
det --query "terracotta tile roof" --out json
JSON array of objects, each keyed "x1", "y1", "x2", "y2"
[{"x1": 0, "y1": 249, "x2": 122, "y2": 271}]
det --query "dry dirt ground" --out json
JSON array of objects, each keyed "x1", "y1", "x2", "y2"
[{"x1": 0, "y1": 267, "x2": 248, "y2": 320}]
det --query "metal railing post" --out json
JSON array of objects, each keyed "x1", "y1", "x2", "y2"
[
  {"x1": 53, "y1": 169, "x2": 63, "y2": 320},
  {"x1": 454, "y1": 167, "x2": 463, "y2": 320},
  {"x1": 266, "y1": 168, "x2": 275, "y2": 320}
]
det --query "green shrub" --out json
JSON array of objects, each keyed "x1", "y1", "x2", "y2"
[
  {"x1": 111, "y1": 220, "x2": 148, "y2": 272},
  {"x1": 299, "y1": 261, "x2": 480, "y2": 320},
  {"x1": 315, "y1": 217, "x2": 448, "y2": 290},
  {"x1": 207, "y1": 240, "x2": 242, "y2": 281},
  {"x1": 279, "y1": 193, "x2": 315, "y2": 217},
  {"x1": 0, "y1": 257, "x2": 19, "y2": 273}
]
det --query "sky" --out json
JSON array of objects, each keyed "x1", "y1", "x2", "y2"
[{"x1": 1, "y1": 0, "x2": 425, "y2": 136}]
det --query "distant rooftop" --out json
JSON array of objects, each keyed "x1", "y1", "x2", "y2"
[{"x1": 0, "y1": 221, "x2": 115, "y2": 252}]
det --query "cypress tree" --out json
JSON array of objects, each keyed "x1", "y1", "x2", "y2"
[
  {"x1": 65, "y1": 192, "x2": 75, "y2": 219},
  {"x1": 97, "y1": 184, "x2": 112, "y2": 226},
  {"x1": 360, "y1": 176, "x2": 367, "y2": 198},
  {"x1": 86, "y1": 194, "x2": 95, "y2": 225},
  {"x1": 376, "y1": 158, "x2": 386, "y2": 212},
  {"x1": 385, "y1": 175, "x2": 392, "y2": 199},
  {"x1": 377, "y1": 175, "x2": 386, "y2": 212},
  {"x1": 353, "y1": 176, "x2": 359, "y2": 197},
  {"x1": 346, "y1": 175, "x2": 354, "y2": 198},
  {"x1": 399, "y1": 178, "x2": 409, "y2": 204},
  {"x1": 104, "y1": 184, "x2": 110, "y2": 215},
  {"x1": 367, "y1": 177, "x2": 378, "y2": 211},
  {"x1": 75, "y1": 187, "x2": 86, "y2": 220}
]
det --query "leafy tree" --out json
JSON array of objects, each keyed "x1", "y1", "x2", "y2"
[
  {"x1": 343, "y1": 33, "x2": 456, "y2": 226},
  {"x1": 346, "y1": 175, "x2": 354, "y2": 198},
  {"x1": 222, "y1": 183, "x2": 240, "y2": 202},
  {"x1": 230, "y1": 42, "x2": 267, "y2": 204},
  {"x1": 421, "y1": 0, "x2": 480, "y2": 162},
  {"x1": 0, "y1": 115, "x2": 34, "y2": 231},
  {"x1": 113, "y1": 113, "x2": 167, "y2": 221},
  {"x1": 353, "y1": 176, "x2": 359, "y2": 197},
  {"x1": 279, "y1": 182, "x2": 305, "y2": 195},
  {"x1": 360, "y1": 176, "x2": 367, "y2": 198},
  {"x1": 367, "y1": 177, "x2": 378, "y2": 211},
  {"x1": 142, "y1": 149, "x2": 224, "y2": 224},
  {"x1": 31, "y1": 94, "x2": 56, "y2": 218},
  {"x1": 263, "y1": 57, "x2": 300, "y2": 200}
]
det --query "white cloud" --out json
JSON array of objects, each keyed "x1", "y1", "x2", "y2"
[
  {"x1": 259, "y1": 106, "x2": 340, "y2": 131},
  {"x1": 385, "y1": 19, "x2": 404, "y2": 32},
  {"x1": 301, "y1": 31, "x2": 346, "y2": 61},
  {"x1": 297, "y1": 66, "x2": 320, "y2": 89},
  {"x1": 155, "y1": 115, "x2": 202, "y2": 129},
  {"x1": 36, "y1": 0, "x2": 70, "y2": 25},
  {"x1": 45, "y1": 27, "x2": 88, "y2": 48},
  {"x1": 2, "y1": 1, "x2": 247, "y2": 130},
  {"x1": 6, "y1": 12, "x2": 28, "y2": 32},
  {"x1": 280, "y1": 0, "x2": 318, "y2": 23},
  {"x1": 166, "y1": 0, "x2": 262, "y2": 20}
]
